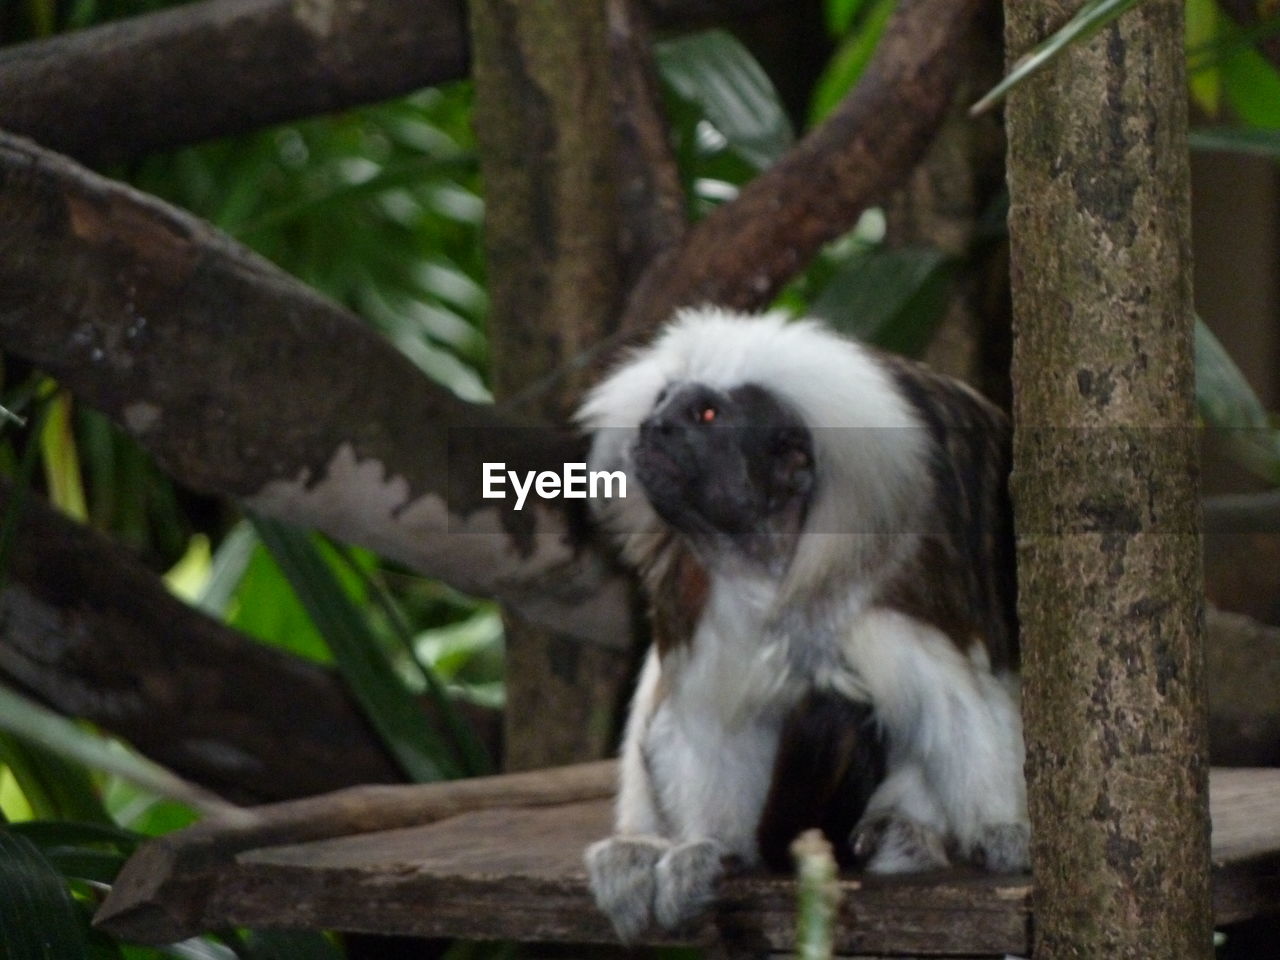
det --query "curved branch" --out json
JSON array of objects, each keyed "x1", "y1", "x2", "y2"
[
  {"x1": 0, "y1": 132, "x2": 630, "y2": 646},
  {"x1": 621, "y1": 0, "x2": 986, "y2": 334},
  {"x1": 0, "y1": 480, "x2": 401, "y2": 800},
  {"x1": 0, "y1": 0, "x2": 788, "y2": 167}
]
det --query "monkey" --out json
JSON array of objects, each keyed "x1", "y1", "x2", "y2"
[{"x1": 575, "y1": 307, "x2": 1027, "y2": 941}]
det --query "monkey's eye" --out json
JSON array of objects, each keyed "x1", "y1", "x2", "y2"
[{"x1": 697, "y1": 406, "x2": 717, "y2": 424}]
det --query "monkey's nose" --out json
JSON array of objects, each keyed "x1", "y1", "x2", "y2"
[{"x1": 640, "y1": 410, "x2": 678, "y2": 440}]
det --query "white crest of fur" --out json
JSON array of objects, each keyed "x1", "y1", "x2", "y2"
[{"x1": 576, "y1": 307, "x2": 931, "y2": 600}]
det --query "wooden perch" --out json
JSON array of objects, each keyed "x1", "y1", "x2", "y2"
[
  {"x1": 0, "y1": 0, "x2": 789, "y2": 166},
  {"x1": 96, "y1": 764, "x2": 1280, "y2": 955},
  {"x1": 0, "y1": 480, "x2": 400, "y2": 801},
  {"x1": 0, "y1": 131, "x2": 630, "y2": 647}
]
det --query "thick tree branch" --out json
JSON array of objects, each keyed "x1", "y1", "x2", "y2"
[
  {"x1": 0, "y1": 0, "x2": 787, "y2": 167},
  {"x1": 0, "y1": 132, "x2": 631, "y2": 646},
  {"x1": 619, "y1": 0, "x2": 986, "y2": 335},
  {"x1": 0, "y1": 480, "x2": 400, "y2": 801}
]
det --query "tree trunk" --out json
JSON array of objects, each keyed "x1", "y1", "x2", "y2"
[
  {"x1": 468, "y1": 0, "x2": 635, "y2": 769},
  {"x1": 1005, "y1": 2, "x2": 1214, "y2": 958}
]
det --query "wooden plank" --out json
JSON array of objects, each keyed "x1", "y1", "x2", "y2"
[
  {"x1": 216, "y1": 802, "x2": 1031, "y2": 956},
  {"x1": 95, "y1": 761, "x2": 615, "y2": 942},
  {"x1": 95, "y1": 767, "x2": 1280, "y2": 956}
]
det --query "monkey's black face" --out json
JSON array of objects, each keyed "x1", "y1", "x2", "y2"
[{"x1": 634, "y1": 382, "x2": 813, "y2": 545}]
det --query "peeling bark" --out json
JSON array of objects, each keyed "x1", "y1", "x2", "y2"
[
  {"x1": 0, "y1": 0, "x2": 789, "y2": 167},
  {"x1": 1006, "y1": 1, "x2": 1213, "y2": 957},
  {"x1": 0, "y1": 481, "x2": 401, "y2": 801},
  {"x1": 0, "y1": 131, "x2": 631, "y2": 646}
]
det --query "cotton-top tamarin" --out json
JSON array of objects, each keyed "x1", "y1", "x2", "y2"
[{"x1": 575, "y1": 308, "x2": 1026, "y2": 940}]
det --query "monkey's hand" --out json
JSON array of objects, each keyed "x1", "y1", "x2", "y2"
[
  {"x1": 585, "y1": 836, "x2": 726, "y2": 942},
  {"x1": 850, "y1": 813, "x2": 950, "y2": 874},
  {"x1": 850, "y1": 815, "x2": 1031, "y2": 874}
]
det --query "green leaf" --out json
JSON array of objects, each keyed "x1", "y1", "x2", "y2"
[
  {"x1": 196, "y1": 521, "x2": 257, "y2": 618},
  {"x1": 227, "y1": 541, "x2": 334, "y2": 663},
  {"x1": 808, "y1": 0, "x2": 896, "y2": 126},
  {"x1": 1189, "y1": 126, "x2": 1280, "y2": 158},
  {"x1": 1185, "y1": 0, "x2": 1221, "y2": 115},
  {"x1": 164, "y1": 534, "x2": 212, "y2": 602},
  {"x1": 251, "y1": 517, "x2": 460, "y2": 781},
  {"x1": 0, "y1": 683, "x2": 245, "y2": 820},
  {"x1": 971, "y1": 0, "x2": 1147, "y2": 116},
  {"x1": 825, "y1": 0, "x2": 874, "y2": 36},
  {"x1": 809, "y1": 247, "x2": 955, "y2": 357},
  {"x1": 1195, "y1": 318, "x2": 1280, "y2": 484},
  {"x1": 1188, "y1": 11, "x2": 1280, "y2": 72},
  {"x1": 331, "y1": 544, "x2": 492, "y2": 775},
  {"x1": 40, "y1": 391, "x2": 88, "y2": 522},
  {"x1": 656, "y1": 30, "x2": 794, "y2": 171},
  {"x1": 0, "y1": 829, "x2": 88, "y2": 960},
  {"x1": 0, "y1": 734, "x2": 111, "y2": 825},
  {"x1": 1220, "y1": 45, "x2": 1280, "y2": 128}
]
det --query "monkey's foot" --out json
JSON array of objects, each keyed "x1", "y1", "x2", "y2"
[
  {"x1": 851, "y1": 814, "x2": 950, "y2": 874},
  {"x1": 584, "y1": 835, "x2": 669, "y2": 943},
  {"x1": 653, "y1": 839, "x2": 725, "y2": 930},
  {"x1": 971, "y1": 822, "x2": 1030, "y2": 873}
]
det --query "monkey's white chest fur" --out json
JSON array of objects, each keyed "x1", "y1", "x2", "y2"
[{"x1": 639, "y1": 575, "x2": 801, "y2": 862}]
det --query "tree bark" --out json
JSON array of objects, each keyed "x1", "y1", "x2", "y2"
[
  {"x1": 468, "y1": 0, "x2": 642, "y2": 768},
  {"x1": 0, "y1": 0, "x2": 789, "y2": 167},
  {"x1": 0, "y1": 480, "x2": 401, "y2": 801},
  {"x1": 1005, "y1": 2, "x2": 1213, "y2": 957},
  {"x1": 0, "y1": 131, "x2": 631, "y2": 647}
]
